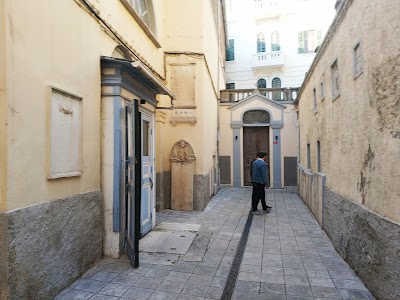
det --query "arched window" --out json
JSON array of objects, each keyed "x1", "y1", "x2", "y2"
[
  {"x1": 257, "y1": 33, "x2": 266, "y2": 53},
  {"x1": 257, "y1": 78, "x2": 266, "y2": 89},
  {"x1": 243, "y1": 110, "x2": 271, "y2": 124},
  {"x1": 272, "y1": 77, "x2": 282, "y2": 100},
  {"x1": 271, "y1": 31, "x2": 280, "y2": 51}
]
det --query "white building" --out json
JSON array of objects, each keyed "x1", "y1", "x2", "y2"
[{"x1": 225, "y1": 0, "x2": 336, "y2": 90}]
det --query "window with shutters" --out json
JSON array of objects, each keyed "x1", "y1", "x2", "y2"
[
  {"x1": 272, "y1": 77, "x2": 281, "y2": 101},
  {"x1": 331, "y1": 59, "x2": 340, "y2": 99},
  {"x1": 271, "y1": 31, "x2": 280, "y2": 51},
  {"x1": 298, "y1": 30, "x2": 322, "y2": 54},
  {"x1": 226, "y1": 39, "x2": 235, "y2": 61},
  {"x1": 257, "y1": 78, "x2": 266, "y2": 89},
  {"x1": 353, "y1": 42, "x2": 363, "y2": 78},
  {"x1": 257, "y1": 33, "x2": 266, "y2": 53}
]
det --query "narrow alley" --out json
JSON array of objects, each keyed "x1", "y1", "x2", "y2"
[{"x1": 56, "y1": 188, "x2": 374, "y2": 300}]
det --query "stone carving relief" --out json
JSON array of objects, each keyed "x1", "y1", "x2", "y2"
[{"x1": 170, "y1": 139, "x2": 196, "y2": 162}]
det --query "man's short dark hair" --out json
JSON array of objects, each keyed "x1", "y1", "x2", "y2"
[{"x1": 257, "y1": 151, "x2": 267, "y2": 158}]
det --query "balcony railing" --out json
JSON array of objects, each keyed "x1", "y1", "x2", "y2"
[
  {"x1": 220, "y1": 88, "x2": 299, "y2": 103},
  {"x1": 253, "y1": 0, "x2": 283, "y2": 18},
  {"x1": 252, "y1": 51, "x2": 284, "y2": 68}
]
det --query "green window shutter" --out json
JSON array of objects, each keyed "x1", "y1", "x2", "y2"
[
  {"x1": 298, "y1": 32, "x2": 304, "y2": 54},
  {"x1": 226, "y1": 39, "x2": 235, "y2": 61}
]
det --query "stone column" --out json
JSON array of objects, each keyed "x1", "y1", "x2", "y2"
[
  {"x1": 170, "y1": 139, "x2": 196, "y2": 211},
  {"x1": 271, "y1": 122, "x2": 283, "y2": 189}
]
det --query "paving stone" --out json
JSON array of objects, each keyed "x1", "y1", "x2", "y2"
[
  {"x1": 89, "y1": 295, "x2": 120, "y2": 300},
  {"x1": 232, "y1": 289, "x2": 261, "y2": 300},
  {"x1": 173, "y1": 261, "x2": 198, "y2": 273},
  {"x1": 333, "y1": 278, "x2": 367, "y2": 290},
  {"x1": 234, "y1": 280, "x2": 260, "y2": 292},
  {"x1": 311, "y1": 286, "x2": 341, "y2": 298},
  {"x1": 111, "y1": 273, "x2": 140, "y2": 286},
  {"x1": 305, "y1": 269, "x2": 330, "y2": 279},
  {"x1": 205, "y1": 287, "x2": 223, "y2": 299},
  {"x1": 181, "y1": 283, "x2": 209, "y2": 297},
  {"x1": 261, "y1": 274, "x2": 285, "y2": 284},
  {"x1": 121, "y1": 287, "x2": 154, "y2": 299},
  {"x1": 73, "y1": 279, "x2": 107, "y2": 293},
  {"x1": 211, "y1": 276, "x2": 227, "y2": 288},
  {"x1": 284, "y1": 268, "x2": 307, "y2": 276},
  {"x1": 145, "y1": 269, "x2": 171, "y2": 280},
  {"x1": 99, "y1": 283, "x2": 130, "y2": 297},
  {"x1": 164, "y1": 271, "x2": 192, "y2": 283},
  {"x1": 157, "y1": 280, "x2": 186, "y2": 293},
  {"x1": 260, "y1": 282, "x2": 285, "y2": 294},
  {"x1": 193, "y1": 266, "x2": 217, "y2": 276},
  {"x1": 309, "y1": 277, "x2": 335, "y2": 287},
  {"x1": 188, "y1": 274, "x2": 214, "y2": 286},
  {"x1": 91, "y1": 272, "x2": 119, "y2": 282},
  {"x1": 284, "y1": 275, "x2": 310, "y2": 286},
  {"x1": 286, "y1": 285, "x2": 313, "y2": 297},
  {"x1": 132, "y1": 277, "x2": 163, "y2": 289},
  {"x1": 54, "y1": 289, "x2": 93, "y2": 300},
  {"x1": 147, "y1": 291, "x2": 179, "y2": 300},
  {"x1": 337, "y1": 288, "x2": 371, "y2": 299}
]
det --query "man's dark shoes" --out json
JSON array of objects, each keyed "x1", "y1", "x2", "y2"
[{"x1": 266, "y1": 205, "x2": 272, "y2": 209}]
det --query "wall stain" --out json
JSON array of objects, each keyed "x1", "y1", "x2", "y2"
[
  {"x1": 359, "y1": 144, "x2": 374, "y2": 205},
  {"x1": 370, "y1": 53, "x2": 400, "y2": 139}
]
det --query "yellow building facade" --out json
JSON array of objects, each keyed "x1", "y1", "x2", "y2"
[{"x1": 0, "y1": 0, "x2": 226, "y2": 299}]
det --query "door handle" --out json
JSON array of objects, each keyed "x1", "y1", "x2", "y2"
[{"x1": 149, "y1": 177, "x2": 153, "y2": 189}]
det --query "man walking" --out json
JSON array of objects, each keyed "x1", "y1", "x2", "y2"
[{"x1": 251, "y1": 151, "x2": 271, "y2": 215}]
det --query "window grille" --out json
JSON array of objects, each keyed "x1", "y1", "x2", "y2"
[{"x1": 243, "y1": 110, "x2": 270, "y2": 124}]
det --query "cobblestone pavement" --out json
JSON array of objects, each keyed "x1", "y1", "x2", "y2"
[{"x1": 56, "y1": 188, "x2": 375, "y2": 300}]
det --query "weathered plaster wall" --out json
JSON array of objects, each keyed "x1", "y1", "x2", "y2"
[
  {"x1": 297, "y1": 1, "x2": 400, "y2": 298},
  {"x1": 297, "y1": 0, "x2": 400, "y2": 222},
  {"x1": 324, "y1": 189, "x2": 400, "y2": 300},
  {"x1": 0, "y1": 213, "x2": 9, "y2": 299},
  {"x1": 7, "y1": 190, "x2": 103, "y2": 300}
]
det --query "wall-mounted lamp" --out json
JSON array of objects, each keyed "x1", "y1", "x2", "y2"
[
  {"x1": 140, "y1": 99, "x2": 146, "y2": 104},
  {"x1": 235, "y1": 136, "x2": 238, "y2": 140}
]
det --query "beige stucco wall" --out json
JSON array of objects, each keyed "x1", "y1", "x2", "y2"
[
  {"x1": 281, "y1": 105, "x2": 298, "y2": 157},
  {"x1": 0, "y1": 0, "x2": 8, "y2": 212},
  {"x1": 4, "y1": 0, "x2": 166, "y2": 212},
  {"x1": 297, "y1": 0, "x2": 400, "y2": 222},
  {"x1": 158, "y1": 0, "x2": 225, "y2": 180}
]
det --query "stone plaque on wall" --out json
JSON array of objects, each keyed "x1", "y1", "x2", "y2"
[
  {"x1": 49, "y1": 88, "x2": 82, "y2": 179},
  {"x1": 171, "y1": 64, "x2": 195, "y2": 107}
]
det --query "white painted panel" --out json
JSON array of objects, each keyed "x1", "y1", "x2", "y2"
[{"x1": 49, "y1": 88, "x2": 82, "y2": 178}]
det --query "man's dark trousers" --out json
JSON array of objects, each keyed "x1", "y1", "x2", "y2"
[{"x1": 252, "y1": 183, "x2": 267, "y2": 211}]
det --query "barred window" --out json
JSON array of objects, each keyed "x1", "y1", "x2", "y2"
[{"x1": 257, "y1": 78, "x2": 266, "y2": 89}]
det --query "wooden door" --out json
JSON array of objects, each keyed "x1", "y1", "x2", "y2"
[{"x1": 243, "y1": 127, "x2": 269, "y2": 186}]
